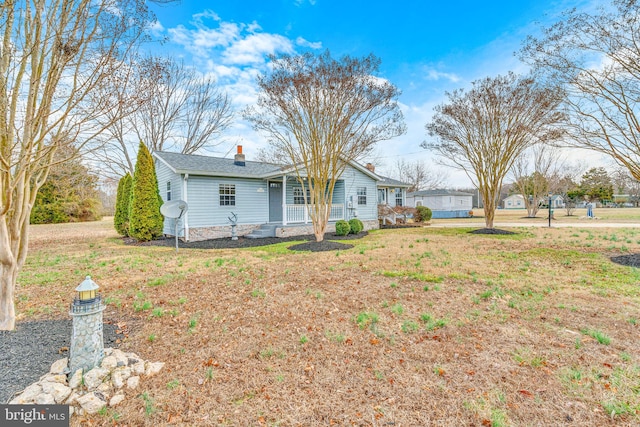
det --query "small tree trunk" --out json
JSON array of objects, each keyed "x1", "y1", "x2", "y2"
[
  {"x1": 484, "y1": 204, "x2": 495, "y2": 229},
  {"x1": 0, "y1": 261, "x2": 17, "y2": 331},
  {"x1": 312, "y1": 203, "x2": 328, "y2": 242}
]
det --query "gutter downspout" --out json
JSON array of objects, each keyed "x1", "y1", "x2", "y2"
[{"x1": 183, "y1": 174, "x2": 189, "y2": 241}]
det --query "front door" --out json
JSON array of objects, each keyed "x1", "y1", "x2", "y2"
[
  {"x1": 269, "y1": 182, "x2": 283, "y2": 222},
  {"x1": 378, "y1": 188, "x2": 387, "y2": 204}
]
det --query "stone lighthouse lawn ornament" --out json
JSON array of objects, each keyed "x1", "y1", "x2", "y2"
[{"x1": 69, "y1": 276, "x2": 106, "y2": 375}]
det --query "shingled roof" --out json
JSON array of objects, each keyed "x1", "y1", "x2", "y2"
[
  {"x1": 377, "y1": 175, "x2": 411, "y2": 187},
  {"x1": 408, "y1": 189, "x2": 474, "y2": 197},
  {"x1": 153, "y1": 151, "x2": 283, "y2": 178}
]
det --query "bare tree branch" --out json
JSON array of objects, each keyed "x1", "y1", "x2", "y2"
[
  {"x1": 392, "y1": 159, "x2": 449, "y2": 192},
  {"x1": 0, "y1": 0, "x2": 159, "y2": 330},
  {"x1": 423, "y1": 73, "x2": 565, "y2": 228},
  {"x1": 245, "y1": 51, "x2": 406, "y2": 241},
  {"x1": 520, "y1": 1, "x2": 640, "y2": 180}
]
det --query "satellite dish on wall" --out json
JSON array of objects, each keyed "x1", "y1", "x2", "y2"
[
  {"x1": 161, "y1": 200, "x2": 188, "y2": 219},
  {"x1": 160, "y1": 200, "x2": 188, "y2": 252}
]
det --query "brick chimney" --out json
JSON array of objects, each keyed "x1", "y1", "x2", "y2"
[
  {"x1": 234, "y1": 145, "x2": 245, "y2": 166},
  {"x1": 365, "y1": 163, "x2": 375, "y2": 173}
]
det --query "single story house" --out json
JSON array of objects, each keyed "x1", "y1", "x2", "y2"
[
  {"x1": 503, "y1": 194, "x2": 525, "y2": 209},
  {"x1": 360, "y1": 163, "x2": 411, "y2": 208},
  {"x1": 406, "y1": 189, "x2": 474, "y2": 218},
  {"x1": 549, "y1": 195, "x2": 564, "y2": 209},
  {"x1": 154, "y1": 148, "x2": 382, "y2": 241},
  {"x1": 504, "y1": 194, "x2": 564, "y2": 209}
]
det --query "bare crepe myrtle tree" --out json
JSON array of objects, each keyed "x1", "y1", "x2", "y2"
[
  {"x1": 245, "y1": 51, "x2": 406, "y2": 242},
  {"x1": 511, "y1": 144, "x2": 565, "y2": 218},
  {"x1": 423, "y1": 73, "x2": 565, "y2": 229},
  {"x1": 0, "y1": 0, "x2": 171, "y2": 331},
  {"x1": 521, "y1": 0, "x2": 640, "y2": 181}
]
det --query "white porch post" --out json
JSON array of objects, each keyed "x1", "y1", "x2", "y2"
[{"x1": 282, "y1": 175, "x2": 287, "y2": 226}]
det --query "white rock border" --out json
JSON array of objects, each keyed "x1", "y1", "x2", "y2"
[{"x1": 9, "y1": 348, "x2": 164, "y2": 416}]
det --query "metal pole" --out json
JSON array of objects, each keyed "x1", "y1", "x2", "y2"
[
  {"x1": 548, "y1": 196, "x2": 552, "y2": 228},
  {"x1": 175, "y1": 219, "x2": 179, "y2": 252}
]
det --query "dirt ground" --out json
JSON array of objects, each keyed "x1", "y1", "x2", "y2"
[{"x1": 12, "y1": 217, "x2": 640, "y2": 426}]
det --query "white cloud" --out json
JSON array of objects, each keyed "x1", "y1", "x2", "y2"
[
  {"x1": 148, "y1": 20, "x2": 164, "y2": 37},
  {"x1": 422, "y1": 67, "x2": 461, "y2": 83},
  {"x1": 222, "y1": 33, "x2": 294, "y2": 64},
  {"x1": 192, "y1": 10, "x2": 221, "y2": 24},
  {"x1": 296, "y1": 37, "x2": 322, "y2": 49}
]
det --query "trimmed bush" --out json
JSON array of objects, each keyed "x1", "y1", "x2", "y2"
[
  {"x1": 348, "y1": 218, "x2": 364, "y2": 234},
  {"x1": 114, "y1": 173, "x2": 132, "y2": 236},
  {"x1": 335, "y1": 220, "x2": 351, "y2": 236},
  {"x1": 415, "y1": 206, "x2": 432, "y2": 222},
  {"x1": 129, "y1": 142, "x2": 164, "y2": 241}
]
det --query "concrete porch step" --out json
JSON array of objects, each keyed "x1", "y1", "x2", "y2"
[{"x1": 246, "y1": 223, "x2": 278, "y2": 239}]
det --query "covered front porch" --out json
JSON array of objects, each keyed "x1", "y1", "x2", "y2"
[{"x1": 267, "y1": 175, "x2": 345, "y2": 225}]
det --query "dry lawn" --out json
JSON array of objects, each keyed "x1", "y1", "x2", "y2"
[{"x1": 17, "y1": 214, "x2": 640, "y2": 426}]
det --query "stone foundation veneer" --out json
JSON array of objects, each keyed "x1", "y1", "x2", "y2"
[
  {"x1": 184, "y1": 220, "x2": 379, "y2": 241},
  {"x1": 187, "y1": 224, "x2": 261, "y2": 241},
  {"x1": 276, "y1": 219, "x2": 379, "y2": 238},
  {"x1": 69, "y1": 303, "x2": 106, "y2": 375}
]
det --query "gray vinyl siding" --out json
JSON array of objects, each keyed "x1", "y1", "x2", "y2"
[
  {"x1": 155, "y1": 160, "x2": 183, "y2": 236},
  {"x1": 186, "y1": 176, "x2": 269, "y2": 227},
  {"x1": 342, "y1": 164, "x2": 377, "y2": 221}
]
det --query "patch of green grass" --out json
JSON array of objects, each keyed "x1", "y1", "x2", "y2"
[
  {"x1": 419, "y1": 313, "x2": 448, "y2": 331},
  {"x1": 512, "y1": 348, "x2": 546, "y2": 367},
  {"x1": 104, "y1": 296, "x2": 122, "y2": 308},
  {"x1": 166, "y1": 379, "x2": 180, "y2": 390},
  {"x1": 140, "y1": 392, "x2": 157, "y2": 417},
  {"x1": 380, "y1": 270, "x2": 443, "y2": 283},
  {"x1": 401, "y1": 320, "x2": 419, "y2": 333},
  {"x1": 151, "y1": 307, "x2": 164, "y2": 317},
  {"x1": 601, "y1": 400, "x2": 638, "y2": 418},
  {"x1": 325, "y1": 331, "x2": 346, "y2": 343},
  {"x1": 490, "y1": 408, "x2": 508, "y2": 427},
  {"x1": 299, "y1": 335, "x2": 309, "y2": 344},
  {"x1": 581, "y1": 328, "x2": 611, "y2": 345},
  {"x1": 259, "y1": 347, "x2": 286, "y2": 359},
  {"x1": 148, "y1": 334, "x2": 157, "y2": 342},
  {"x1": 390, "y1": 303, "x2": 404, "y2": 315},
  {"x1": 147, "y1": 273, "x2": 182, "y2": 287},
  {"x1": 246, "y1": 241, "x2": 306, "y2": 254},
  {"x1": 133, "y1": 300, "x2": 153, "y2": 312},
  {"x1": 251, "y1": 288, "x2": 266, "y2": 298},
  {"x1": 354, "y1": 311, "x2": 379, "y2": 330}
]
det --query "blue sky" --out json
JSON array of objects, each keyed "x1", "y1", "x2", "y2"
[{"x1": 146, "y1": 0, "x2": 606, "y2": 187}]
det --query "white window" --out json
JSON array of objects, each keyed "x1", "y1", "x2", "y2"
[
  {"x1": 395, "y1": 189, "x2": 402, "y2": 206},
  {"x1": 166, "y1": 182, "x2": 171, "y2": 201},
  {"x1": 293, "y1": 187, "x2": 309, "y2": 205},
  {"x1": 357, "y1": 187, "x2": 367, "y2": 205},
  {"x1": 219, "y1": 184, "x2": 235, "y2": 206}
]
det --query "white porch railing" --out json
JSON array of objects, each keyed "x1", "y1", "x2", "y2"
[{"x1": 285, "y1": 204, "x2": 344, "y2": 224}]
